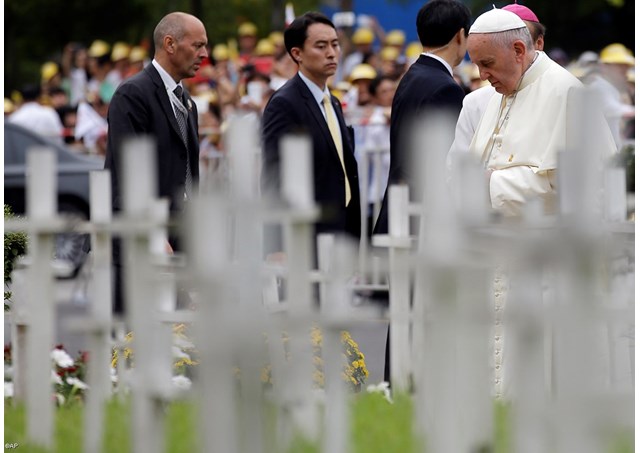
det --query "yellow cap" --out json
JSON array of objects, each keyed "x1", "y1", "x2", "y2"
[
  {"x1": 88, "y1": 40, "x2": 110, "y2": 58},
  {"x1": 111, "y1": 42, "x2": 131, "y2": 61},
  {"x1": 4, "y1": 98, "x2": 15, "y2": 114},
  {"x1": 380, "y1": 46, "x2": 400, "y2": 62},
  {"x1": 269, "y1": 31, "x2": 284, "y2": 46},
  {"x1": 385, "y1": 30, "x2": 406, "y2": 46},
  {"x1": 255, "y1": 39, "x2": 275, "y2": 56},
  {"x1": 600, "y1": 43, "x2": 635, "y2": 65},
  {"x1": 352, "y1": 28, "x2": 374, "y2": 45},
  {"x1": 11, "y1": 90, "x2": 23, "y2": 105},
  {"x1": 41, "y1": 61, "x2": 59, "y2": 82},
  {"x1": 238, "y1": 22, "x2": 258, "y2": 37},
  {"x1": 212, "y1": 44, "x2": 230, "y2": 61},
  {"x1": 335, "y1": 81, "x2": 352, "y2": 92},
  {"x1": 405, "y1": 41, "x2": 423, "y2": 59},
  {"x1": 194, "y1": 89, "x2": 219, "y2": 106},
  {"x1": 129, "y1": 46, "x2": 147, "y2": 63},
  {"x1": 349, "y1": 63, "x2": 377, "y2": 82}
]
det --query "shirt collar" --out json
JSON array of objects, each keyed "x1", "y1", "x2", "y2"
[
  {"x1": 152, "y1": 59, "x2": 182, "y2": 92},
  {"x1": 298, "y1": 71, "x2": 331, "y2": 105},
  {"x1": 518, "y1": 51, "x2": 550, "y2": 92},
  {"x1": 421, "y1": 52, "x2": 453, "y2": 77}
]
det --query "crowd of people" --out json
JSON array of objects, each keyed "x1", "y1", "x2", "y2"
[
  {"x1": 5, "y1": 9, "x2": 634, "y2": 190},
  {"x1": 3, "y1": 4, "x2": 635, "y2": 251}
]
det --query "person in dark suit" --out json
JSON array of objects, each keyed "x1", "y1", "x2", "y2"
[
  {"x1": 261, "y1": 11, "x2": 361, "y2": 254},
  {"x1": 104, "y1": 12, "x2": 208, "y2": 313},
  {"x1": 374, "y1": 0, "x2": 471, "y2": 236},
  {"x1": 371, "y1": 0, "x2": 471, "y2": 384}
]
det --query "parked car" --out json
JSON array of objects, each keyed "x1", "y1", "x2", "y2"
[{"x1": 4, "y1": 121, "x2": 105, "y2": 277}]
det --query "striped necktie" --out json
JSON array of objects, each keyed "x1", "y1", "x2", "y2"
[
  {"x1": 173, "y1": 85, "x2": 192, "y2": 199},
  {"x1": 322, "y1": 94, "x2": 351, "y2": 206}
]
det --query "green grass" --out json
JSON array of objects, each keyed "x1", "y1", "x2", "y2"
[{"x1": 4, "y1": 394, "x2": 634, "y2": 453}]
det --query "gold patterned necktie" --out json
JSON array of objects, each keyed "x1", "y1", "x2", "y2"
[{"x1": 322, "y1": 94, "x2": 351, "y2": 206}]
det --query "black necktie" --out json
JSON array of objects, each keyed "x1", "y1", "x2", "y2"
[{"x1": 173, "y1": 85, "x2": 192, "y2": 199}]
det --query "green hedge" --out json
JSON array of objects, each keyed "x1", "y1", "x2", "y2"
[{"x1": 4, "y1": 205, "x2": 28, "y2": 308}]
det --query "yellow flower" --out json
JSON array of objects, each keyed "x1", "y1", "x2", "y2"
[{"x1": 261, "y1": 365, "x2": 272, "y2": 384}]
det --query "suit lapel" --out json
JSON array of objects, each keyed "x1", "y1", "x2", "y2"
[
  {"x1": 332, "y1": 97, "x2": 352, "y2": 154},
  {"x1": 293, "y1": 75, "x2": 347, "y2": 167},
  {"x1": 146, "y1": 65, "x2": 189, "y2": 150},
  {"x1": 182, "y1": 92, "x2": 199, "y2": 150}
]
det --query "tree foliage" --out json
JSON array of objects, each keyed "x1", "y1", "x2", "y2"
[
  {"x1": 4, "y1": 0, "x2": 320, "y2": 93},
  {"x1": 5, "y1": 0, "x2": 633, "y2": 94},
  {"x1": 4, "y1": 205, "x2": 28, "y2": 305}
]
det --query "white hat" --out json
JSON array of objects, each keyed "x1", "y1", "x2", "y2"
[{"x1": 469, "y1": 7, "x2": 527, "y2": 34}]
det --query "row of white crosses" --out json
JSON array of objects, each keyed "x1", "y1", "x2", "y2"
[
  {"x1": 6, "y1": 114, "x2": 362, "y2": 452},
  {"x1": 6, "y1": 87, "x2": 633, "y2": 452},
  {"x1": 186, "y1": 116, "x2": 361, "y2": 453},
  {"x1": 371, "y1": 91, "x2": 634, "y2": 452}
]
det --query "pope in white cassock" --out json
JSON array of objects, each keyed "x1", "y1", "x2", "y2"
[
  {"x1": 463, "y1": 8, "x2": 616, "y2": 217},
  {"x1": 449, "y1": 2, "x2": 546, "y2": 160}
]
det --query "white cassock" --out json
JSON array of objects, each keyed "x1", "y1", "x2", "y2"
[
  {"x1": 449, "y1": 84, "x2": 494, "y2": 157},
  {"x1": 469, "y1": 51, "x2": 616, "y2": 216}
]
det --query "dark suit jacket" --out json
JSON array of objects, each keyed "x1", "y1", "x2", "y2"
[
  {"x1": 105, "y1": 63, "x2": 200, "y2": 214},
  {"x1": 373, "y1": 55, "x2": 464, "y2": 235},
  {"x1": 261, "y1": 73, "x2": 361, "y2": 248},
  {"x1": 104, "y1": 63, "x2": 200, "y2": 313}
]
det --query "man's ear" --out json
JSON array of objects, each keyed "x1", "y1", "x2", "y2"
[
  {"x1": 164, "y1": 36, "x2": 175, "y2": 54},
  {"x1": 513, "y1": 40, "x2": 526, "y2": 61},
  {"x1": 290, "y1": 47, "x2": 302, "y2": 63},
  {"x1": 457, "y1": 28, "x2": 466, "y2": 44}
]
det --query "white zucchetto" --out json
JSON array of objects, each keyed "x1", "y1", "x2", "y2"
[{"x1": 469, "y1": 7, "x2": 527, "y2": 34}]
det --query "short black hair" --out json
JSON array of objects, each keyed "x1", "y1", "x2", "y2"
[
  {"x1": 416, "y1": 0, "x2": 472, "y2": 48},
  {"x1": 284, "y1": 11, "x2": 335, "y2": 62},
  {"x1": 21, "y1": 84, "x2": 41, "y2": 102}
]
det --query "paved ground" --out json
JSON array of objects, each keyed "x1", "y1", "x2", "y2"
[{"x1": 4, "y1": 263, "x2": 389, "y2": 386}]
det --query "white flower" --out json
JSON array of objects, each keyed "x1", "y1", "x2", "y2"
[
  {"x1": 66, "y1": 377, "x2": 89, "y2": 390},
  {"x1": 173, "y1": 336, "x2": 194, "y2": 350},
  {"x1": 110, "y1": 367, "x2": 118, "y2": 384},
  {"x1": 55, "y1": 393, "x2": 65, "y2": 405},
  {"x1": 171, "y1": 375, "x2": 192, "y2": 391},
  {"x1": 51, "y1": 370, "x2": 63, "y2": 385},
  {"x1": 4, "y1": 382, "x2": 14, "y2": 398},
  {"x1": 366, "y1": 381, "x2": 392, "y2": 403},
  {"x1": 172, "y1": 346, "x2": 190, "y2": 360},
  {"x1": 51, "y1": 349, "x2": 74, "y2": 368}
]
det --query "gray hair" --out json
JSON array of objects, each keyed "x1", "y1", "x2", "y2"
[
  {"x1": 153, "y1": 12, "x2": 188, "y2": 49},
  {"x1": 490, "y1": 26, "x2": 534, "y2": 51}
]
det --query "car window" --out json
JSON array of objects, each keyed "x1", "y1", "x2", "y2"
[
  {"x1": 5, "y1": 124, "x2": 78, "y2": 165},
  {"x1": 6, "y1": 126, "x2": 46, "y2": 165},
  {"x1": 3, "y1": 126, "x2": 16, "y2": 164}
]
